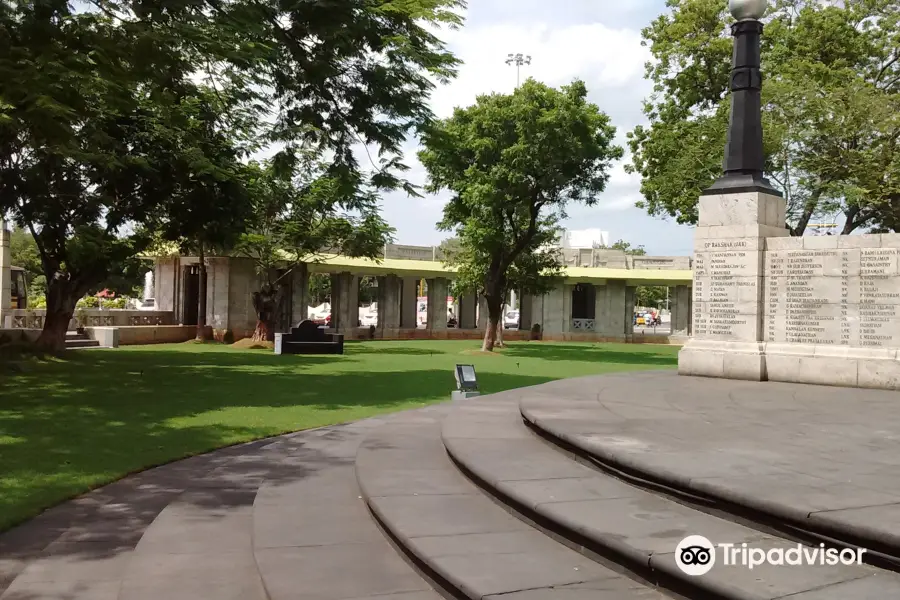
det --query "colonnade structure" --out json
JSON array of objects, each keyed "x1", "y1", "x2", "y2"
[{"x1": 151, "y1": 244, "x2": 694, "y2": 344}]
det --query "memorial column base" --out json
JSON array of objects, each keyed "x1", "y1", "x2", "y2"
[
  {"x1": 678, "y1": 340, "x2": 767, "y2": 381},
  {"x1": 678, "y1": 189, "x2": 789, "y2": 382}
]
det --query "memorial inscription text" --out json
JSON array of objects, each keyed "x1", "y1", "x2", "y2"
[{"x1": 763, "y1": 247, "x2": 900, "y2": 347}]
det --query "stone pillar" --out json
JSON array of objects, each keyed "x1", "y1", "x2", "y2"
[
  {"x1": 291, "y1": 263, "x2": 309, "y2": 325},
  {"x1": 595, "y1": 281, "x2": 627, "y2": 338},
  {"x1": 331, "y1": 272, "x2": 359, "y2": 336},
  {"x1": 459, "y1": 294, "x2": 477, "y2": 329},
  {"x1": 678, "y1": 192, "x2": 788, "y2": 380},
  {"x1": 625, "y1": 286, "x2": 636, "y2": 336},
  {"x1": 426, "y1": 277, "x2": 449, "y2": 331},
  {"x1": 0, "y1": 221, "x2": 10, "y2": 327},
  {"x1": 540, "y1": 285, "x2": 567, "y2": 336},
  {"x1": 209, "y1": 257, "x2": 231, "y2": 331},
  {"x1": 477, "y1": 296, "x2": 488, "y2": 330},
  {"x1": 670, "y1": 284, "x2": 691, "y2": 336},
  {"x1": 377, "y1": 275, "x2": 402, "y2": 334},
  {"x1": 400, "y1": 277, "x2": 418, "y2": 328},
  {"x1": 519, "y1": 293, "x2": 533, "y2": 331}
]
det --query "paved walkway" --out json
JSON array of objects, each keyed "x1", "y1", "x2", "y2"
[
  {"x1": 520, "y1": 370, "x2": 900, "y2": 558},
  {"x1": 0, "y1": 410, "x2": 445, "y2": 600}
]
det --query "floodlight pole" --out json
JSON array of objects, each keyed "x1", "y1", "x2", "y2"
[{"x1": 505, "y1": 53, "x2": 532, "y2": 88}]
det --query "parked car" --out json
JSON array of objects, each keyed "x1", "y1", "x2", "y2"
[
  {"x1": 503, "y1": 310, "x2": 520, "y2": 329},
  {"x1": 360, "y1": 312, "x2": 377, "y2": 327}
]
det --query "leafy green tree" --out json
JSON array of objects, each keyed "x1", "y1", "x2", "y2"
[
  {"x1": 600, "y1": 239, "x2": 647, "y2": 255},
  {"x1": 627, "y1": 0, "x2": 900, "y2": 234},
  {"x1": 235, "y1": 159, "x2": 393, "y2": 341},
  {"x1": 419, "y1": 79, "x2": 623, "y2": 351},
  {"x1": 149, "y1": 88, "x2": 257, "y2": 340},
  {"x1": 308, "y1": 273, "x2": 331, "y2": 306},
  {"x1": 1, "y1": 0, "x2": 462, "y2": 350}
]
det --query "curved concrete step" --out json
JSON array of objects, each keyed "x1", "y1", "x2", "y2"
[
  {"x1": 356, "y1": 408, "x2": 670, "y2": 600},
  {"x1": 441, "y1": 390, "x2": 900, "y2": 600},
  {"x1": 0, "y1": 417, "x2": 440, "y2": 600},
  {"x1": 518, "y1": 372, "x2": 900, "y2": 567}
]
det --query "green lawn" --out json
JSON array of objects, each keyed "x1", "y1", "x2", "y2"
[{"x1": 0, "y1": 340, "x2": 678, "y2": 531}]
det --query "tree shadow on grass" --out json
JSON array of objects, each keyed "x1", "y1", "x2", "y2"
[
  {"x1": 345, "y1": 343, "x2": 451, "y2": 356},
  {"x1": 0, "y1": 345, "x2": 561, "y2": 598},
  {"x1": 0, "y1": 348, "x2": 555, "y2": 532},
  {"x1": 500, "y1": 342, "x2": 679, "y2": 366}
]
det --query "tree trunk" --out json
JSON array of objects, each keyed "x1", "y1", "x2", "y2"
[
  {"x1": 35, "y1": 278, "x2": 79, "y2": 352},
  {"x1": 195, "y1": 245, "x2": 210, "y2": 341},
  {"x1": 252, "y1": 319, "x2": 270, "y2": 343},
  {"x1": 494, "y1": 320, "x2": 505, "y2": 348},
  {"x1": 480, "y1": 291, "x2": 504, "y2": 352},
  {"x1": 251, "y1": 285, "x2": 278, "y2": 343}
]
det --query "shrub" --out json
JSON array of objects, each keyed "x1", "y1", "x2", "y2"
[{"x1": 77, "y1": 296, "x2": 99, "y2": 308}]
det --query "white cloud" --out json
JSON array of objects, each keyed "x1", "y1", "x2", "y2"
[
  {"x1": 379, "y1": 3, "x2": 695, "y2": 256},
  {"x1": 429, "y1": 21, "x2": 651, "y2": 119}
]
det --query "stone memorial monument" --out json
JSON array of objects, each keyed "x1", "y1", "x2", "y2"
[{"x1": 678, "y1": 0, "x2": 900, "y2": 390}]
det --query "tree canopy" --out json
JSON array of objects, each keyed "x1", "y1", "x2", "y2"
[
  {"x1": 419, "y1": 79, "x2": 622, "y2": 350},
  {"x1": 234, "y1": 157, "x2": 394, "y2": 340},
  {"x1": 0, "y1": 0, "x2": 463, "y2": 349},
  {"x1": 626, "y1": 0, "x2": 900, "y2": 234}
]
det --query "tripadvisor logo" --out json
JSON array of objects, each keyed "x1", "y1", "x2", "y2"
[
  {"x1": 675, "y1": 536, "x2": 867, "y2": 576},
  {"x1": 676, "y1": 535, "x2": 715, "y2": 576}
]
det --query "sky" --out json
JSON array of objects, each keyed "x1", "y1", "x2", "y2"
[{"x1": 376, "y1": 0, "x2": 697, "y2": 257}]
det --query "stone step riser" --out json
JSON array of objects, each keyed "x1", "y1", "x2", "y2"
[
  {"x1": 440, "y1": 386, "x2": 900, "y2": 600},
  {"x1": 64, "y1": 340, "x2": 101, "y2": 349},
  {"x1": 356, "y1": 409, "x2": 670, "y2": 600},
  {"x1": 520, "y1": 402, "x2": 900, "y2": 571}
]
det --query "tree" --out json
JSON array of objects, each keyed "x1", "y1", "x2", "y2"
[
  {"x1": 600, "y1": 239, "x2": 647, "y2": 255},
  {"x1": 235, "y1": 158, "x2": 393, "y2": 342},
  {"x1": 419, "y1": 79, "x2": 623, "y2": 351},
  {"x1": 626, "y1": 0, "x2": 900, "y2": 234},
  {"x1": 1, "y1": 0, "x2": 463, "y2": 351},
  {"x1": 308, "y1": 273, "x2": 331, "y2": 306},
  {"x1": 149, "y1": 88, "x2": 257, "y2": 340}
]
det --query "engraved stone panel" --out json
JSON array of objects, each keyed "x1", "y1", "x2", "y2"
[{"x1": 763, "y1": 243, "x2": 900, "y2": 348}]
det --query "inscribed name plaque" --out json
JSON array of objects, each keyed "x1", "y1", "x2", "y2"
[
  {"x1": 692, "y1": 239, "x2": 760, "y2": 341},
  {"x1": 764, "y1": 247, "x2": 900, "y2": 348}
]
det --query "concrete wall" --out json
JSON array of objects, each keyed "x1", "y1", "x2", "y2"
[
  {"x1": 535, "y1": 286, "x2": 568, "y2": 335},
  {"x1": 226, "y1": 258, "x2": 260, "y2": 339},
  {"x1": 4, "y1": 309, "x2": 173, "y2": 330},
  {"x1": 154, "y1": 258, "x2": 178, "y2": 313},
  {"x1": 207, "y1": 257, "x2": 231, "y2": 330},
  {"x1": 86, "y1": 325, "x2": 196, "y2": 345}
]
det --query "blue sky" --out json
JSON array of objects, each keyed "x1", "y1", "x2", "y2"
[{"x1": 377, "y1": 0, "x2": 697, "y2": 256}]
